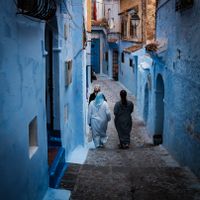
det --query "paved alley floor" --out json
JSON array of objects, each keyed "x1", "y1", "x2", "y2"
[{"x1": 60, "y1": 75, "x2": 200, "y2": 200}]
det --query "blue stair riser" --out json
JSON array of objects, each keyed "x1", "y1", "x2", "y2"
[{"x1": 49, "y1": 147, "x2": 67, "y2": 188}]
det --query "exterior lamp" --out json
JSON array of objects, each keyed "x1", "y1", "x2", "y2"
[
  {"x1": 131, "y1": 12, "x2": 140, "y2": 27},
  {"x1": 130, "y1": 12, "x2": 140, "y2": 37}
]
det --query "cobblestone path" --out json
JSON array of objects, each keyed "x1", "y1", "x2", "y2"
[{"x1": 60, "y1": 76, "x2": 200, "y2": 200}]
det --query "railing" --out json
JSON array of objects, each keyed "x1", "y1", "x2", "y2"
[{"x1": 17, "y1": 0, "x2": 57, "y2": 20}]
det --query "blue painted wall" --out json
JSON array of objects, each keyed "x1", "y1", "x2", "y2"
[
  {"x1": 118, "y1": 41, "x2": 139, "y2": 95},
  {"x1": 0, "y1": 2, "x2": 48, "y2": 200},
  {"x1": 155, "y1": 0, "x2": 200, "y2": 177},
  {"x1": 118, "y1": 0, "x2": 200, "y2": 178},
  {"x1": 60, "y1": 0, "x2": 86, "y2": 158},
  {"x1": 0, "y1": 0, "x2": 87, "y2": 199}
]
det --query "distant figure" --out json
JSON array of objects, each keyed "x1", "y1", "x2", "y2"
[
  {"x1": 88, "y1": 92, "x2": 111, "y2": 148},
  {"x1": 114, "y1": 90, "x2": 134, "y2": 149},
  {"x1": 89, "y1": 84, "x2": 106, "y2": 104},
  {"x1": 89, "y1": 85, "x2": 100, "y2": 104},
  {"x1": 91, "y1": 69, "x2": 97, "y2": 82}
]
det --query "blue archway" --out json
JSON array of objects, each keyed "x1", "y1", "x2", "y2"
[
  {"x1": 154, "y1": 74, "x2": 164, "y2": 145},
  {"x1": 143, "y1": 83, "x2": 149, "y2": 124}
]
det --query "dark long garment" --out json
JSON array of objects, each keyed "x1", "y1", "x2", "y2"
[{"x1": 114, "y1": 101, "x2": 134, "y2": 145}]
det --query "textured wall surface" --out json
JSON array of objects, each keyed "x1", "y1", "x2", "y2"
[
  {"x1": 0, "y1": 0, "x2": 87, "y2": 199},
  {"x1": 145, "y1": 0, "x2": 156, "y2": 41},
  {"x1": 120, "y1": 0, "x2": 139, "y2": 12},
  {"x1": 57, "y1": 0, "x2": 86, "y2": 160},
  {"x1": 118, "y1": 0, "x2": 200, "y2": 178},
  {"x1": 0, "y1": 2, "x2": 48, "y2": 200},
  {"x1": 118, "y1": 41, "x2": 138, "y2": 95},
  {"x1": 155, "y1": 0, "x2": 200, "y2": 177},
  {"x1": 104, "y1": 0, "x2": 120, "y2": 33}
]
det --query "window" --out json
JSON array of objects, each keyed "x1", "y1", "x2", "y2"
[
  {"x1": 120, "y1": 6, "x2": 140, "y2": 41},
  {"x1": 29, "y1": 116, "x2": 38, "y2": 159},
  {"x1": 65, "y1": 60, "x2": 73, "y2": 86},
  {"x1": 121, "y1": 16, "x2": 127, "y2": 39},
  {"x1": 129, "y1": 59, "x2": 133, "y2": 67},
  {"x1": 129, "y1": 20, "x2": 137, "y2": 38},
  {"x1": 121, "y1": 52, "x2": 124, "y2": 63}
]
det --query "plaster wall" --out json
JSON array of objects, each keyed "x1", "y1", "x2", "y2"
[
  {"x1": 134, "y1": 50, "x2": 153, "y2": 123},
  {"x1": 155, "y1": 0, "x2": 200, "y2": 177},
  {"x1": 0, "y1": 1, "x2": 88, "y2": 199},
  {"x1": 60, "y1": 0, "x2": 86, "y2": 157},
  {"x1": 118, "y1": 41, "x2": 138, "y2": 95},
  {"x1": 86, "y1": 0, "x2": 92, "y2": 32},
  {"x1": 96, "y1": 0, "x2": 104, "y2": 20},
  {"x1": 117, "y1": 0, "x2": 200, "y2": 179},
  {"x1": 0, "y1": 1, "x2": 48, "y2": 199},
  {"x1": 145, "y1": 0, "x2": 156, "y2": 42},
  {"x1": 105, "y1": 0, "x2": 120, "y2": 33},
  {"x1": 120, "y1": 0, "x2": 139, "y2": 12}
]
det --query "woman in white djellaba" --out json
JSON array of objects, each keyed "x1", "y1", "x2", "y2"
[{"x1": 88, "y1": 92, "x2": 111, "y2": 148}]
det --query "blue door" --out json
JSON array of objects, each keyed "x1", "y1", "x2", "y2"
[{"x1": 91, "y1": 38, "x2": 100, "y2": 73}]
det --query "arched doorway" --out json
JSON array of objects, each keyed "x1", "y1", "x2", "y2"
[
  {"x1": 91, "y1": 38, "x2": 100, "y2": 73},
  {"x1": 154, "y1": 74, "x2": 164, "y2": 145},
  {"x1": 45, "y1": 17, "x2": 60, "y2": 135},
  {"x1": 45, "y1": 17, "x2": 63, "y2": 187},
  {"x1": 143, "y1": 83, "x2": 149, "y2": 124}
]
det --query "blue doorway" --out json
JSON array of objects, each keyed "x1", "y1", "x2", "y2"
[
  {"x1": 91, "y1": 38, "x2": 100, "y2": 73},
  {"x1": 143, "y1": 83, "x2": 149, "y2": 124},
  {"x1": 154, "y1": 74, "x2": 164, "y2": 145}
]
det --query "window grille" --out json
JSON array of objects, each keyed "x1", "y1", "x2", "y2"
[{"x1": 17, "y1": 0, "x2": 57, "y2": 20}]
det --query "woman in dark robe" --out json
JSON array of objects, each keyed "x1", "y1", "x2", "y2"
[{"x1": 114, "y1": 90, "x2": 134, "y2": 149}]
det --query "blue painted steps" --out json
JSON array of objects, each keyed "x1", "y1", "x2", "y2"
[{"x1": 49, "y1": 147, "x2": 68, "y2": 188}]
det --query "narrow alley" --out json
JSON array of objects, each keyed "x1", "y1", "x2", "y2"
[
  {"x1": 1, "y1": 0, "x2": 200, "y2": 199},
  {"x1": 60, "y1": 76, "x2": 200, "y2": 200}
]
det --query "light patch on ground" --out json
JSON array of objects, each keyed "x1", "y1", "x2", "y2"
[
  {"x1": 43, "y1": 188, "x2": 70, "y2": 200},
  {"x1": 67, "y1": 145, "x2": 90, "y2": 164}
]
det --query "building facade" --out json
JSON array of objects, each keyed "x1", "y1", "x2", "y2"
[
  {"x1": 117, "y1": 0, "x2": 200, "y2": 178},
  {"x1": 0, "y1": 0, "x2": 89, "y2": 199}
]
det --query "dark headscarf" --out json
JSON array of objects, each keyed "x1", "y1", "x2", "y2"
[{"x1": 120, "y1": 90, "x2": 127, "y2": 105}]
